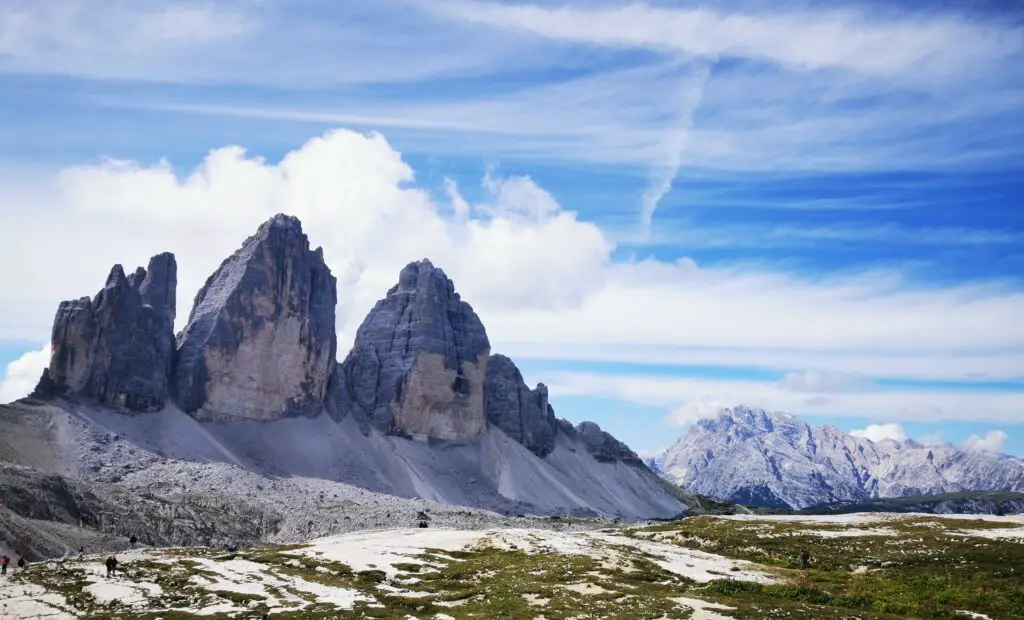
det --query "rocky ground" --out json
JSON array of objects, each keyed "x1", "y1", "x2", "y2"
[{"x1": 1, "y1": 513, "x2": 1021, "y2": 619}]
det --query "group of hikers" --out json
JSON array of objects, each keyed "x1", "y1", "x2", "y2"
[{"x1": 1, "y1": 554, "x2": 27, "y2": 575}]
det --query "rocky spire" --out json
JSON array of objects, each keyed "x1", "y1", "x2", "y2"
[
  {"x1": 173, "y1": 214, "x2": 337, "y2": 420},
  {"x1": 328, "y1": 259, "x2": 491, "y2": 441},
  {"x1": 483, "y1": 354, "x2": 558, "y2": 457},
  {"x1": 37, "y1": 253, "x2": 177, "y2": 412}
]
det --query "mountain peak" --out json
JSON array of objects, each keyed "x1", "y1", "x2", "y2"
[
  {"x1": 173, "y1": 214, "x2": 337, "y2": 421},
  {"x1": 262, "y1": 212, "x2": 304, "y2": 232},
  {"x1": 390, "y1": 258, "x2": 457, "y2": 299},
  {"x1": 330, "y1": 259, "x2": 489, "y2": 441},
  {"x1": 658, "y1": 408, "x2": 1024, "y2": 509},
  {"x1": 37, "y1": 253, "x2": 177, "y2": 412}
]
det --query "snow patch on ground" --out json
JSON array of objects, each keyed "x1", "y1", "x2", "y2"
[
  {"x1": 718, "y1": 513, "x2": 892, "y2": 525},
  {"x1": 587, "y1": 532, "x2": 774, "y2": 583},
  {"x1": 802, "y1": 527, "x2": 898, "y2": 538},
  {"x1": 191, "y1": 556, "x2": 373, "y2": 610},
  {"x1": 673, "y1": 596, "x2": 738, "y2": 620},
  {"x1": 298, "y1": 529, "x2": 487, "y2": 579},
  {"x1": 82, "y1": 580, "x2": 160, "y2": 606},
  {"x1": 0, "y1": 582, "x2": 73, "y2": 619},
  {"x1": 954, "y1": 527, "x2": 1024, "y2": 542}
]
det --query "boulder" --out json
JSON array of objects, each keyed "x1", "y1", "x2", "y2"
[
  {"x1": 38, "y1": 253, "x2": 177, "y2": 412},
  {"x1": 484, "y1": 354, "x2": 558, "y2": 457},
  {"x1": 331, "y1": 259, "x2": 490, "y2": 441},
  {"x1": 173, "y1": 214, "x2": 337, "y2": 421}
]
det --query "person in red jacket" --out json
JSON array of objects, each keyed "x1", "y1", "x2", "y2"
[{"x1": 1, "y1": 555, "x2": 9, "y2": 575}]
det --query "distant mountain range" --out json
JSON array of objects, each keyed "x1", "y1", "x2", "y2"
[{"x1": 653, "y1": 406, "x2": 1024, "y2": 509}]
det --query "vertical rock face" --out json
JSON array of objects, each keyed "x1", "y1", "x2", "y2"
[
  {"x1": 39, "y1": 253, "x2": 177, "y2": 412},
  {"x1": 173, "y1": 214, "x2": 337, "y2": 421},
  {"x1": 332, "y1": 259, "x2": 491, "y2": 442},
  {"x1": 483, "y1": 354, "x2": 558, "y2": 457}
]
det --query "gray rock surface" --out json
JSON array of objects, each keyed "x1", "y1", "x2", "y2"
[
  {"x1": 657, "y1": 406, "x2": 1024, "y2": 509},
  {"x1": 37, "y1": 253, "x2": 177, "y2": 412},
  {"x1": 484, "y1": 354, "x2": 557, "y2": 457},
  {"x1": 331, "y1": 259, "x2": 491, "y2": 442},
  {"x1": 569, "y1": 421, "x2": 645, "y2": 467},
  {"x1": 174, "y1": 214, "x2": 337, "y2": 421}
]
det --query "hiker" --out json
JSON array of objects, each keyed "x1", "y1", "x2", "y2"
[
  {"x1": 800, "y1": 549, "x2": 810, "y2": 570},
  {"x1": 129, "y1": 535, "x2": 137, "y2": 549},
  {"x1": 1, "y1": 555, "x2": 9, "y2": 575},
  {"x1": 78, "y1": 546, "x2": 85, "y2": 560},
  {"x1": 105, "y1": 556, "x2": 118, "y2": 578},
  {"x1": 17, "y1": 556, "x2": 26, "y2": 570}
]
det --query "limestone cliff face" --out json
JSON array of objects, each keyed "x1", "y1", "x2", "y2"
[
  {"x1": 173, "y1": 214, "x2": 337, "y2": 421},
  {"x1": 330, "y1": 259, "x2": 490, "y2": 442},
  {"x1": 483, "y1": 354, "x2": 558, "y2": 457},
  {"x1": 38, "y1": 253, "x2": 177, "y2": 412}
]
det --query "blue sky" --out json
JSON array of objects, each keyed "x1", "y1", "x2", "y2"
[{"x1": 0, "y1": 0, "x2": 1022, "y2": 457}]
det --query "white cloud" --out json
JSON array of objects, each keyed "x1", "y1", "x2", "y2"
[
  {"x1": 964, "y1": 430, "x2": 1009, "y2": 454},
  {"x1": 543, "y1": 372, "x2": 1024, "y2": 424},
  {"x1": 0, "y1": 0, "x2": 254, "y2": 78},
  {"x1": 1, "y1": 128, "x2": 611, "y2": 349},
  {"x1": 427, "y1": 1, "x2": 1021, "y2": 79},
  {"x1": 0, "y1": 344, "x2": 49, "y2": 404},
  {"x1": 0, "y1": 127, "x2": 1022, "y2": 423},
  {"x1": 635, "y1": 448, "x2": 666, "y2": 461},
  {"x1": 778, "y1": 370, "x2": 872, "y2": 394},
  {"x1": 667, "y1": 400, "x2": 728, "y2": 427},
  {"x1": 850, "y1": 423, "x2": 908, "y2": 443}
]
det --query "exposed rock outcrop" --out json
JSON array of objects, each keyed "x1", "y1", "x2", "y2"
[
  {"x1": 484, "y1": 354, "x2": 558, "y2": 457},
  {"x1": 562, "y1": 420, "x2": 645, "y2": 467},
  {"x1": 37, "y1": 253, "x2": 177, "y2": 412},
  {"x1": 174, "y1": 214, "x2": 337, "y2": 421},
  {"x1": 330, "y1": 259, "x2": 490, "y2": 442}
]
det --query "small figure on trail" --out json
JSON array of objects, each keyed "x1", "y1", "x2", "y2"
[
  {"x1": 17, "y1": 556, "x2": 26, "y2": 570},
  {"x1": 78, "y1": 546, "x2": 85, "y2": 560},
  {"x1": 129, "y1": 535, "x2": 137, "y2": 549},
  {"x1": 800, "y1": 549, "x2": 810, "y2": 570},
  {"x1": 105, "y1": 556, "x2": 118, "y2": 578},
  {"x1": 1, "y1": 555, "x2": 9, "y2": 575}
]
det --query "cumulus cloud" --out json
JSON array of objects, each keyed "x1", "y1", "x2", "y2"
[
  {"x1": 0, "y1": 345, "x2": 50, "y2": 404},
  {"x1": 635, "y1": 448, "x2": 666, "y2": 461},
  {"x1": 666, "y1": 400, "x2": 729, "y2": 427},
  {"x1": 964, "y1": 430, "x2": 1009, "y2": 454},
  {"x1": 850, "y1": 423, "x2": 909, "y2": 443},
  {"x1": 0, "y1": 127, "x2": 1022, "y2": 424}
]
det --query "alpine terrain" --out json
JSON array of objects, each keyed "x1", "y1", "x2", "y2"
[
  {"x1": 0, "y1": 214, "x2": 683, "y2": 562},
  {"x1": 656, "y1": 406, "x2": 1024, "y2": 509}
]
